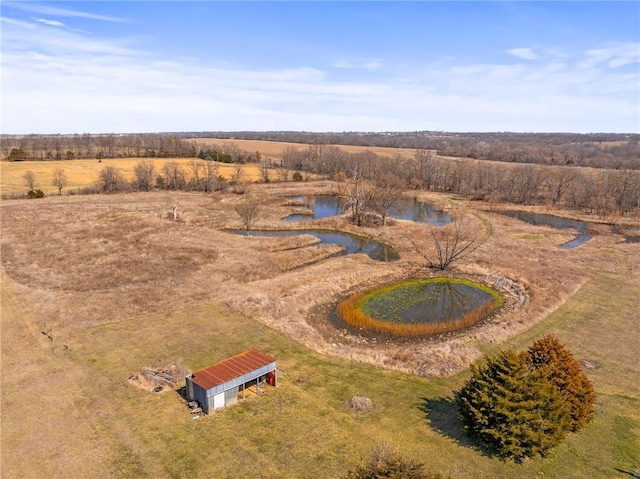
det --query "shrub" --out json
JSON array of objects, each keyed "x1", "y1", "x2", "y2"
[
  {"x1": 345, "y1": 396, "x2": 373, "y2": 414},
  {"x1": 27, "y1": 189, "x2": 45, "y2": 199},
  {"x1": 527, "y1": 335, "x2": 596, "y2": 431},
  {"x1": 456, "y1": 350, "x2": 571, "y2": 461},
  {"x1": 345, "y1": 443, "x2": 446, "y2": 479}
]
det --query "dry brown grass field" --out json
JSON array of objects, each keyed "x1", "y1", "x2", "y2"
[
  {"x1": 185, "y1": 137, "x2": 423, "y2": 161},
  {"x1": 1, "y1": 182, "x2": 638, "y2": 478},
  {"x1": 0, "y1": 158, "x2": 267, "y2": 196}
]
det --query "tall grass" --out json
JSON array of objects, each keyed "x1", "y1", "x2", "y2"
[{"x1": 337, "y1": 279, "x2": 502, "y2": 338}]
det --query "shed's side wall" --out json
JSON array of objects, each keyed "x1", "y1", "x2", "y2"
[
  {"x1": 186, "y1": 375, "x2": 209, "y2": 414},
  {"x1": 187, "y1": 361, "x2": 277, "y2": 414}
]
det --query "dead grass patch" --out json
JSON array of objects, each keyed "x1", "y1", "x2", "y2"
[{"x1": 1, "y1": 182, "x2": 638, "y2": 478}]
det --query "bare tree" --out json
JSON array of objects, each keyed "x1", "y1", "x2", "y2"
[
  {"x1": 235, "y1": 202, "x2": 259, "y2": 230},
  {"x1": 609, "y1": 169, "x2": 640, "y2": 216},
  {"x1": 23, "y1": 170, "x2": 36, "y2": 191},
  {"x1": 99, "y1": 165, "x2": 125, "y2": 192},
  {"x1": 51, "y1": 167, "x2": 67, "y2": 195},
  {"x1": 340, "y1": 163, "x2": 374, "y2": 226},
  {"x1": 545, "y1": 168, "x2": 577, "y2": 205},
  {"x1": 133, "y1": 159, "x2": 155, "y2": 191},
  {"x1": 188, "y1": 159, "x2": 203, "y2": 191},
  {"x1": 408, "y1": 220, "x2": 481, "y2": 271},
  {"x1": 415, "y1": 148, "x2": 437, "y2": 190},
  {"x1": 231, "y1": 165, "x2": 248, "y2": 194},
  {"x1": 371, "y1": 173, "x2": 404, "y2": 225},
  {"x1": 260, "y1": 163, "x2": 271, "y2": 183},
  {"x1": 202, "y1": 161, "x2": 218, "y2": 193},
  {"x1": 162, "y1": 161, "x2": 186, "y2": 190}
]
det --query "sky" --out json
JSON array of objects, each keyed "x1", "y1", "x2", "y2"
[{"x1": 1, "y1": 1, "x2": 639, "y2": 134}]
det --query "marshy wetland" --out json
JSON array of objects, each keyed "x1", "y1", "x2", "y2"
[{"x1": 336, "y1": 277, "x2": 503, "y2": 337}]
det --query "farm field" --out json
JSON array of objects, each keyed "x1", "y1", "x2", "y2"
[
  {"x1": 0, "y1": 158, "x2": 268, "y2": 196},
  {"x1": 184, "y1": 137, "x2": 424, "y2": 162},
  {"x1": 1, "y1": 183, "x2": 639, "y2": 478}
]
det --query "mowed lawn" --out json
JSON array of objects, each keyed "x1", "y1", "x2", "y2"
[
  {"x1": 0, "y1": 158, "x2": 266, "y2": 196},
  {"x1": 2, "y1": 267, "x2": 638, "y2": 478}
]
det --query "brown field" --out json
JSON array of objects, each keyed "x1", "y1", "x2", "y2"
[
  {"x1": 1, "y1": 182, "x2": 638, "y2": 478},
  {"x1": 185, "y1": 137, "x2": 425, "y2": 161},
  {"x1": 0, "y1": 158, "x2": 267, "y2": 196}
]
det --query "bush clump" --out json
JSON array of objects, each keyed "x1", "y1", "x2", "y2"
[
  {"x1": 27, "y1": 189, "x2": 45, "y2": 199},
  {"x1": 526, "y1": 335, "x2": 596, "y2": 431},
  {"x1": 456, "y1": 336, "x2": 596, "y2": 461},
  {"x1": 345, "y1": 395, "x2": 373, "y2": 414},
  {"x1": 345, "y1": 443, "x2": 448, "y2": 479}
]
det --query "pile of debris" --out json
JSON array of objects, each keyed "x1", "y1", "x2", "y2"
[{"x1": 128, "y1": 359, "x2": 190, "y2": 393}]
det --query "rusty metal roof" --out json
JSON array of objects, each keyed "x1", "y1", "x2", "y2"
[{"x1": 190, "y1": 349, "x2": 276, "y2": 390}]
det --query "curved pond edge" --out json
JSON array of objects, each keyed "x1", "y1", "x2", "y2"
[
  {"x1": 223, "y1": 228, "x2": 400, "y2": 262},
  {"x1": 336, "y1": 277, "x2": 504, "y2": 338}
]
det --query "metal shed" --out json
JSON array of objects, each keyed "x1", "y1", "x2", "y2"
[{"x1": 185, "y1": 349, "x2": 277, "y2": 414}]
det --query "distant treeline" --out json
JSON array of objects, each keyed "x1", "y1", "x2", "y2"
[
  {"x1": 0, "y1": 133, "x2": 257, "y2": 164},
  {"x1": 2, "y1": 131, "x2": 639, "y2": 169},
  {"x1": 190, "y1": 131, "x2": 640, "y2": 170}
]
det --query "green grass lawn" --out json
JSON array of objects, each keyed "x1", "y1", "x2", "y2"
[
  {"x1": 2, "y1": 261, "x2": 638, "y2": 478},
  {"x1": 58, "y1": 269, "x2": 639, "y2": 479}
]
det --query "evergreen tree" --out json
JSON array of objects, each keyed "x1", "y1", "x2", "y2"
[
  {"x1": 456, "y1": 350, "x2": 571, "y2": 461},
  {"x1": 527, "y1": 335, "x2": 596, "y2": 431}
]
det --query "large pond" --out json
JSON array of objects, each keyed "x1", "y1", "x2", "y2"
[
  {"x1": 336, "y1": 278, "x2": 503, "y2": 337},
  {"x1": 284, "y1": 195, "x2": 453, "y2": 226},
  {"x1": 229, "y1": 229, "x2": 399, "y2": 262},
  {"x1": 497, "y1": 211, "x2": 592, "y2": 249}
]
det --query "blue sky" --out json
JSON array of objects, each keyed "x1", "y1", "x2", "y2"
[{"x1": 1, "y1": 1, "x2": 639, "y2": 134}]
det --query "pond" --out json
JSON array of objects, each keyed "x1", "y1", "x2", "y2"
[
  {"x1": 284, "y1": 195, "x2": 347, "y2": 221},
  {"x1": 284, "y1": 195, "x2": 453, "y2": 226},
  {"x1": 228, "y1": 229, "x2": 399, "y2": 262},
  {"x1": 497, "y1": 211, "x2": 592, "y2": 249},
  {"x1": 336, "y1": 278, "x2": 503, "y2": 337}
]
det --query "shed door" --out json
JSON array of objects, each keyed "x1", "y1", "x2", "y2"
[{"x1": 213, "y1": 392, "x2": 225, "y2": 410}]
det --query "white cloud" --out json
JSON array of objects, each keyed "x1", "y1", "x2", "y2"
[
  {"x1": 1, "y1": 18, "x2": 638, "y2": 133},
  {"x1": 332, "y1": 59, "x2": 383, "y2": 71},
  {"x1": 0, "y1": 16, "x2": 36, "y2": 29},
  {"x1": 4, "y1": 2, "x2": 129, "y2": 23},
  {"x1": 33, "y1": 17, "x2": 65, "y2": 27},
  {"x1": 580, "y1": 42, "x2": 640, "y2": 69},
  {"x1": 506, "y1": 48, "x2": 539, "y2": 60}
]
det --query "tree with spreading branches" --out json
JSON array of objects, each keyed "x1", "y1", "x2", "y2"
[
  {"x1": 408, "y1": 219, "x2": 481, "y2": 271},
  {"x1": 51, "y1": 167, "x2": 67, "y2": 195},
  {"x1": 235, "y1": 202, "x2": 260, "y2": 230}
]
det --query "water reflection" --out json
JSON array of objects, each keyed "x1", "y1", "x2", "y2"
[
  {"x1": 497, "y1": 211, "x2": 592, "y2": 249},
  {"x1": 284, "y1": 195, "x2": 453, "y2": 225},
  {"x1": 360, "y1": 280, "x2": 494, "y2": 324},
  {"x1": 228, "y1": 229, "x2": 399, "y2": 262}
]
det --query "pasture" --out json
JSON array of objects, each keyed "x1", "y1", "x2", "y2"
[
  {"x1": 0, "y1": 158, "x2": 266, "y2": 196},
  {"x1": 1, "y1": 183, "x2": 638, "y2": 478},
  {"x1": 184, "y1": 137, "x2": 423, "y2": 161}
]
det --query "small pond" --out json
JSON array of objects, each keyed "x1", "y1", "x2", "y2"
[
  {"x1": 284, "y1": 195, "x2": 453, "y2": 226},
  {"x1": 337, "y1": 278, "x2": 502, "y2": 337},
  {"x1": 497, "y1": 211, "x2": 592, "y2": 249},
  {"x1": 284, "y1": 195, "x2": 347, "y2": 221},
  {"x1": 229, "y1": 229, "x2": 399, "y2": 262}
]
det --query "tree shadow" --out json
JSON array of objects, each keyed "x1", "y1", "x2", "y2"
[
  {"x1": 614, "y1": 468, "x2": 640, "y2": 478},
  {"x1": 176, "y1": 386, "x2": 187, "y2": 400},
  {"x1": 419, "y1": 396, "x2": 494, "y2": 458}
]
